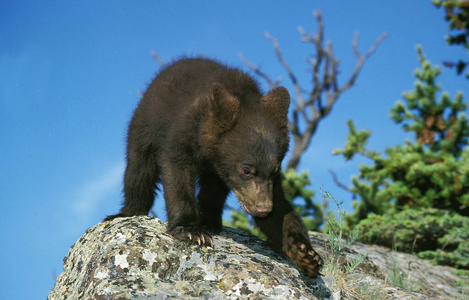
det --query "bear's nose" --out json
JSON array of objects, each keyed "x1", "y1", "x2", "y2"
[{"x1": 255, "y1": 204, "x2": 272, "y2": 216}]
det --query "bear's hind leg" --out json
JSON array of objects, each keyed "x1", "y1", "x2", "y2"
[{"x1": 104, "y1": 148, "x2": 160, "y2": 221}]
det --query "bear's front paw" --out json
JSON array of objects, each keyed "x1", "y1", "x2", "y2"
[
  {"x1": 284, "y1": 234, "x2": 323, "y2": 277},
  {"x1": 168, "y1": 225, "x2": 214, "y2": 247}
]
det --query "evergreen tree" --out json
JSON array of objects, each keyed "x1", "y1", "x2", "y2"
[
  {"x1": 333, "y1": 47, "x2": 469, "y2": 270},
  {"x1": 334, "y1": 46, "x2": 468, "y2": 224},
  {"x1": 433, "y1": 0, "x2": 469, "y2": 78},
  {"x1": 282, "y1": 169, "x2": 323, "y2": 231}
]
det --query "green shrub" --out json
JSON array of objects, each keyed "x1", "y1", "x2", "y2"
[
  {"x1": 334, "y1": 46, "x2": 469, "y2": 272},
  {"x1": 334, "y1": 47, "x2": 469, "y2": 227},
  {"x1": 356, "y1": 208, "x2": 469, "y2": 270}
]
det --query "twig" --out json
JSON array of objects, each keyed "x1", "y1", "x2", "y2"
[
  {"x1": 150, "y1": 50, "x2": 165, "y2": 67},
  {"x1": 328, "y1": 169, "x2": 351, "y2": 192},
  {"x1": 264, "y1": 31, "x2": 305, "y2": 108},
  {"x1": 414, "y1": 266, "x2": 450, "y2": 300},
  {"x1": 339, "y1": 31, "x2": 389, "y2": 95},
  {"x1": 238, "y1": 52, "x2": 281, "y2": 89}
]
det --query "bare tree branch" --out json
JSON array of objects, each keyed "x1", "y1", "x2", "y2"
[
  {"x1": 264, "y1": 32, "x2": 306, "y2": 109},
  {"x1": 238, "y1": 52, "x2": 282, "y2": 89},
  {"x1": 328, "y1": 169, "x2": 352, "y2": 192},
  {"x1": 341, "y1": 30, "x2": 389, "y2": 94},
  {"x1": 150, "y1": 50, "x2": 166, "y2": 67},
  {"x1": 240, "y1": 10, "x2": 387, "y2": 170},
  {"x1": 138, "y1": 50, "x2": 166, "y2": 98},
  {"x1": 352, "y1": 32, "x2": 361, "y2": 59}
]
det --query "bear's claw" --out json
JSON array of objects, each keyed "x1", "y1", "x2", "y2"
[
  {"x1": 169, "y1": 226, "x2": 213, "y2": 248},
  {"x1": 284, "y1": 237, "x2": 323, "y2": 277}
]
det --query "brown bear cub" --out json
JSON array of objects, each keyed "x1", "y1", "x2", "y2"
[{"x1": 105, "y1": 58, "x2": 323, "y2": 277}]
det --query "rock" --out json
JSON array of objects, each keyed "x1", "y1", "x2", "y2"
[
  {"x1": 308, "y1": 232, "x2": 468, "y2": 299},
  {"x1": 48, "y1": 216, "x2": 330, "y2": 299},
  {"x1": 48, "y1": 216, "x2": 468, "y2": 299}
]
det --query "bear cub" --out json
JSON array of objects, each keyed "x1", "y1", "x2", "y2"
[{"x1": 105, "y1": 58, "x2": 323, "y2": 277}]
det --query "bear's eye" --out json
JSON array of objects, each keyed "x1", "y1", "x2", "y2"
[{"x1": 242, "y1": 167, "x2": 252, "y2": 176}]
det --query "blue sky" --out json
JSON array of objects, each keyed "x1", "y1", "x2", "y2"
[{"x1": 1, "y1": 1, "x2": 468, "y2": 298}]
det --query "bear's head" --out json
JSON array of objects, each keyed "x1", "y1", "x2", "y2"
[{"x1": 201, "y1": 83, "x2": 290, "y2": 217}]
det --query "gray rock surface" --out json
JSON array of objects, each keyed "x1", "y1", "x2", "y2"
[
  {"x1": 48, "y1": 216, "x2": 330, "y2": 299},
  {"x1": 48, "y1": 216, "x2": 468, "y2": 299},
  {"x1": 308, "y1": 232, "x2": 468, "y2": 299}
]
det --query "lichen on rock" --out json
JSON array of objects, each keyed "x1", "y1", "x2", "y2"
[
  {"x1": 49, "y1": 216, "x2": 468, "y2": 299},
  {"x1": 48, "y1": 216, "x2": 329, "y2": 299}
]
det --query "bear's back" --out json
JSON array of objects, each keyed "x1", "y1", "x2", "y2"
[
  {"x1": 133, "y1": 58, "x2": 263, "y2": 145},
  {"x1": 143, "y1": 58, "x2": 261, "y2": 108}
]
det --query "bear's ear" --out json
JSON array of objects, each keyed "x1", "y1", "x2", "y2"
[
  {"x1": 209, "y1": 83, "x2": 240, "y2": 131},
  {"x1": 261, "y1": 86, "x2": 290, "y2": 128}
]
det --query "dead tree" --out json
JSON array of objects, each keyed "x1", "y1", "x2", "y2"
[{"x1": 239, "y1": 10, "x2": 388, "y2": 170}]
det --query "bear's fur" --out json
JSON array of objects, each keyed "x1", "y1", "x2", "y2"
[{"x1": 105, "y1": 58, "x2": 323, "y2": 276}]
